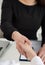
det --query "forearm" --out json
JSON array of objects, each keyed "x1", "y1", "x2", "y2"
[{"x1": 1, "y1": 0, "x2": 17, "y2": 40}]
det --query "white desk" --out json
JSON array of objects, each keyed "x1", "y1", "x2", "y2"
[{"x1": 0, "y1": 38, "x2": 31, "y2": 65}]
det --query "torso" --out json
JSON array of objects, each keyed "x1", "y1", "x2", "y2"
[{"x1": 12, "y1": 0, "x2": 45, "y2": 40}]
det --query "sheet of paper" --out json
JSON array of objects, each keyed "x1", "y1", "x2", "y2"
[{"x1": 0, "y1": 60, "x2": 20, "y2": 65}]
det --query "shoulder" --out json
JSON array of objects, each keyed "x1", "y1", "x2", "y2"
[
  {"x1": 2, "y1": 0, "x2": 17, "y2": 7},
  {"x1": 2, "y1": 0, "x2": 16, "y2": 4}
]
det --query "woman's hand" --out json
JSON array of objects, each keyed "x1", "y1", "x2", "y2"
[
  {"x1": 37, "y1": 44, "x2": 45, "y2": 64},
  {"x1": 19, "y1": 42, "x2": 37, "y2": 61},
  {"x1": 12, "y1": 31, "x2": 32, "y2": 55}
]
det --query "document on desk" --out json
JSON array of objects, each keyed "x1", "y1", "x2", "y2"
[{"x1": 0, "y1": 60, "x2": 20, "y2": 65}]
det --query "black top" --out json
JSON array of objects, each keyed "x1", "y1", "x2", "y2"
[{"x1": 1, "y1": 0, "x2": 45, "y2": 45}]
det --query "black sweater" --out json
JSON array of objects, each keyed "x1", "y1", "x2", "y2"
[{"x1": 1, "y1": 0, "x2": 45, "y2": 45}]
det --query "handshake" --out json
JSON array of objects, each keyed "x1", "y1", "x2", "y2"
[
  {"x1": 12, "y1": 31, "x2": 45, "y2": 64},
  {"x1": 16, "y1": 41, "x2": 37, "y2": 61}
]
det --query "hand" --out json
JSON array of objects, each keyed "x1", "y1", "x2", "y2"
[
  {"x1": 18, "y1": 42, "x2": 36, "y2": 61},
  {"x1": 37, "y1": 44, "x2": 45, "y2": 64},
  {"x1": 12, "y1": 31, "x2": 32, "y2": 55}
]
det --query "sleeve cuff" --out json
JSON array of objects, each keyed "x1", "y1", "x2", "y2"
[{"x1": 31, "y1": 56, "x2": 44, "y2": 65}]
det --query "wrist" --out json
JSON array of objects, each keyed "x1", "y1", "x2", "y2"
[
  {"x1": 29, "y1": 53, "x2": 36, "y2": 61},
  {"x1": 27, "y1": 48, "x2": 37, "y2": 61},
  {"x1": 12, "y1": 31, "x2": 19, "y2": 40},
  {"x1": 31, "y1": 56, "x2": 44, "y2": 65}
]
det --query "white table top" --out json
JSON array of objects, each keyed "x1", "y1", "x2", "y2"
[{"x1": 0, "y1": 38, "x2": 31, "y2": 65}]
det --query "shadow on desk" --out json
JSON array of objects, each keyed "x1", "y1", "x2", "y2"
[{"x1": 0, "y1": 29, "x2": 4, "y2": 38}]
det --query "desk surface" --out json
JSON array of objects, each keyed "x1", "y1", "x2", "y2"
[{"x1": 0, "y1": 38, "x2": 31, "y2": 65}]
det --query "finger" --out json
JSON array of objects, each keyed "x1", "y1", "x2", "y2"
[
  {"x1": 25, "y1": 43, "x2": 31, "y2": 49},
  {"x1": 18, "y1": 42, "x2": 26, "y2": 51},
  {"x1": 16, "y1": 44, "x2": 25, "y2": 55},
  {"x1": 16, "y1": 44, "x2": 22, "y2": 53},
  {"x1": 42, "y1": 56, "x2": 45, "y2": 62},
  {"x1": 38, "y1": 52, "x2": 43, "y2": 58},
  {"x1": 18, "y1": 42, "x2": 30, "y2": 53},
  {"x1": 37, "y1": 48, "x2": 41, "y2": 55},
  {"x1": 16, "y1": 42, "x2": 26, "y2": 56},
  {"x1": 41, "y1": 55, "x2": 45, "y2": 61},
  {"x1": 43, "y1": 59, "x2": 45, "y2": 64},
  {"x1": 16, "y1": 43, "x2": 23, "y2": 54}
]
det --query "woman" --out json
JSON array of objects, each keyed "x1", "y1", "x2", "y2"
[
  {"x1": 18, "y1": 42, "x2": 44, "y2": 65},
  {"x1": 1, "y1": 0, "x2": 45, "y2": 63}
]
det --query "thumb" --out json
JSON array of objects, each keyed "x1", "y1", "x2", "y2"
[
  {"x1": 22, "y1": 43, "x2": 31, "y2": 52},
  {"x1": 19, "y1": 42, "x2": 29, "y2": 52}
]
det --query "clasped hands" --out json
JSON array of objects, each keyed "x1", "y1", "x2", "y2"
[
  {"x1": 16, "y1": 41, "x2": 45, "y2": 64},
  {"x1": 12, "y1": 31, "x2": 45, "y2": 64}
]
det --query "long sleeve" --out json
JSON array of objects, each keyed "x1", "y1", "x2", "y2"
[
  {"x1": 1, "y1": 0, "x2": 17, "y2": 40},
  {"x1": 41, "y1": 14, "x2": 45, "y2": 45},
  {"x1": 31, "y1": 56, "x2": 44, "y2": 65}
]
